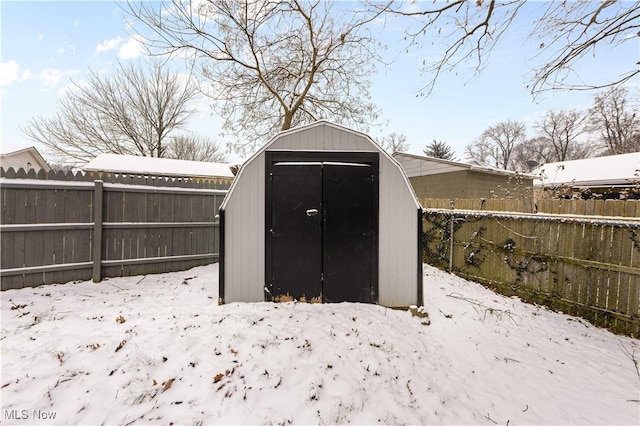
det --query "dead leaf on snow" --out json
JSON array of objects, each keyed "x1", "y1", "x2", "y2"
[{"x1": 162, "y1": 378, "x2": 175, "y2": 392}]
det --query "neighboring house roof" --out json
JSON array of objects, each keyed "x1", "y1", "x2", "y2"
[
  {"x1": 84, "y1": 153, "x2": 234, "y2": 179},
  {"x1": 0, "y1": 146, "x2": 51, "y2": 172},
  {"x1": 534, "y1": 152, "x2": 640, "y2": 188},
  {"x1": 393, "y1": 152, "x2": 533, "y2": 179}
]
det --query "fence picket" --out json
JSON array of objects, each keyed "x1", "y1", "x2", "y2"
[
  {"x1": 1, "y1": 168, "x2": 229, "y2": 289},
  {"x1": 422, "y1": 208, "x2": 640, "y2": 336}
]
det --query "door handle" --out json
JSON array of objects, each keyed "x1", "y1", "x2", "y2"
[{"x1": 306, "y1": 208, "x2": 318, "y2": 217}]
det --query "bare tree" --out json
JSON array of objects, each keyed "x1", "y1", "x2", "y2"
[
  {"x1": 588, "y1": 86, "x2": 640, "y2": 155},
  {"x1": 534, "y1": 109, "x2": 593, "y2": 162},
  {"x1": 166, "y1": 134, "x2": 227, "y2": 162},
  {"x1": 377, "y1": 132, "x2": 408, "y2": 153},
  {"x1": 510, "y1": 137, "x2": 552, "y2": 172},
  {"x1": 22, "y1": 60, "x2": 197, "y2": 165},
  {"x1": 127, "y1": 0, "x2": 383, "y2": 155},
  {"x1": 465, "y1": 120, "x2": 526, "y2": 169},
  {"x1": 379, "y1": 1, "x2": 640, "y2": 96},
  {"x1": 464, "y1": 137, "x2": 493, "y2": 167},
  {"x1": 423, "y1": 139, "x2": 456, "y2": 160}
]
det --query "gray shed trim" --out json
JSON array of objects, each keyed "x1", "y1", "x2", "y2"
[{"x1": 220, "y1": 121, "x2": 422, "y2": 307}]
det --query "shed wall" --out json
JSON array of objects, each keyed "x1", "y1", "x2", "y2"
[
  {"x1": 223, "y1": 151, "x2": 266, "y2": 302},
  {"x1": 222, "y1": 123, "x2": 420, "y2": 306},
  {"x1": 378, "y1": 157, "x2": 419, "y2": 306},
  {"x1": 270, "y1": 124, "x2": 375, "y2": 151}
]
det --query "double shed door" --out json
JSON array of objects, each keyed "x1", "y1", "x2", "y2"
[{"x1": 267, "y1": 153, "x2": 378, "y2": 303}]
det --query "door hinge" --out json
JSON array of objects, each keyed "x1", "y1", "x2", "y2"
[{"x1": 321, "y1": 272, "x2": 324, "y2": 281}]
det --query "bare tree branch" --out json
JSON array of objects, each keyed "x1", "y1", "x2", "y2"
[
  {"x1": 166, "y1": 134, "x2": 227, "y2": 162},
  {"x1": 533, "y1": 109, "x2": 592, "y2": 162},
  {"x1": 376, "y1": 131, "x2": 408, "y2": 153},
  {"x1": 588, "y1": 86, "x2": 640, "y2": 154},
  {"x1": 379, "y1": 0, "x2": 639, "y2": 96},
  {"x1": 21, "y1": 60, "x2": 198, "y2": 166},
  {"x1": 126, "y1": 0, "x2": 384, "y2": 155},
  {"x1": 465, "y1": 120, "x2": 526, "y2": 169}
]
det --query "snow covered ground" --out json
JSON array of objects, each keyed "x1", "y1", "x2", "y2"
[{"x1": 1, "y1": 264, "x2": 638, "y2": 425}]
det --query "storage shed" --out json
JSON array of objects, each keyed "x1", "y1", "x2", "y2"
[{"x1": 219, "y1": 121, "x2": 422, "y2": 307}]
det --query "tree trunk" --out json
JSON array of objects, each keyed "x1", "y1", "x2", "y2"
[{"x1": 281, "y1": 110, "x2": 294, "y2": 131}]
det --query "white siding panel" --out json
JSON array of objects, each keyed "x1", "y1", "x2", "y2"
[
  {"x1": 270, "y1": 125, "x2": 374, "y2": 152},
  {"x1": 224, "y1": 152, "x2": 265, "y2": 302},
  {"x1": 378, "y1": 156, "x2": 418, "y2": 306},
  {"x1": 327, "y1": 126, "x2": 342, "y2": 150}
]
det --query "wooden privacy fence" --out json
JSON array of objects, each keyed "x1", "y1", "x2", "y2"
[
  {"x1": 422, "y1": 209, "x2": 640, "y2": 336},
  {"x1": 0, "y1": 168, "x2": 229, "y2": 290},
  {"x1": 537, "y1": 198, "x2": 640, "y2": 218},
  {"x1": 421, "y1": 198, "x2": 640, "y2": 218}
]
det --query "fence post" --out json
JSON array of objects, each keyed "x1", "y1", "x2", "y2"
[
  {"x1": 92, "y1": 180, "x2": 103, "y2": 283},
  {"x1": 449, "y1": 199, "x2": 454, "y2": 272}
]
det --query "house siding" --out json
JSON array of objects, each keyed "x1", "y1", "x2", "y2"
[
  {"x1": 410, "y1": 170, "x2": 532, "y2": 200},
  {"x1": 0, "y1": 151, "x2": 49, "y2": 172}
]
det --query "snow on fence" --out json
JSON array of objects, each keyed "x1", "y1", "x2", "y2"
[
  {"x1": 422, "y1": 208, "x2": 640, "y2": 336},
  {"x1": 0, "y1": 167, "x2": 229, "y2": 290},
  {"x1": 421, "y1": 198, "x2": 535, "y2": 213},
  {"x1": 421, "y1": 198, "x2": 640, "y2": 218}
]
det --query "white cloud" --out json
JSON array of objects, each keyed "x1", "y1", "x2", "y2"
[
  {"x1": 0, "y1": 60, "x2": 32, "y2": 90},
  {"x1": 118, "y1": 35, "x2": 145, "y2": 60},
  {"x1": 37, "y1": 68, "x2": 79, "y2": 87},
  {"x1": 0, "y1": 60, "x2": 21, "y2": 87},
  {"x1": 96, "y1": 36, "x2": 123, "y2": 54},
  {"x1": 57, "y1": 42, "x2": 77, "y2": 55},
  {"x1": 73, "y1": 20, "x2": 79, "y2": 26},
  {"x1": 38, "y1": 68, "x2": 65, "y2": 86}
]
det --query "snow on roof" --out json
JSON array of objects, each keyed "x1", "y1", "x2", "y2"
[
  {"x1": 84, "y1": 153, "x2": 234, "y2": 179},
  {"x1": 534, "y1": 152, "x2": 640, "y2": 187}
]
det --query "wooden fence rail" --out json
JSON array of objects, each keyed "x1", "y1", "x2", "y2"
[
  {"x1": 422, "y1": 208, "x2": 640, "y2": 336},
  {"x1": 1, "y1": 170, "x2": 228, "y2": 290}
]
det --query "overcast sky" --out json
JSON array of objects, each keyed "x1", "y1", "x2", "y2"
[{"x1": 1, "y1": 1, "x2": 637, "y2": 163}]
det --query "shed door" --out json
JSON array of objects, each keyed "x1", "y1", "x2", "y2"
[
  {"x1": 271, "y1": 163, "x2": 323, "y2": 300},
  {"x1": 270, "y1": 161, "x2": 374, "y2": 303},
  {"x1": 323, "y1": 163, "x2": 373, "y2": 302}
]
